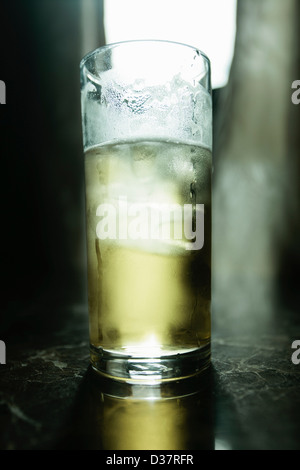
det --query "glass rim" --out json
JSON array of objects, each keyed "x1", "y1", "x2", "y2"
[{"x1": 80, "y1": 38, "x2": 211, "y2": 70}]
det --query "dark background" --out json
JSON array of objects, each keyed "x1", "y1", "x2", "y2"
[
  {"x1": 0, "y1": 0, "x2": 300, "y2": 450},
  {"x1": 0, "y1": 1, "x2": 98, "y2": 321}
]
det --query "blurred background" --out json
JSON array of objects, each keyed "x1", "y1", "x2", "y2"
[{"x1": 0, "y1": 0, "x2": 299, "y2": 338}]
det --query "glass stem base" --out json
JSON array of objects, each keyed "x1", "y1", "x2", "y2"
[{"x1": 90, "y1": 344, "x2": 211, "y2": 384}]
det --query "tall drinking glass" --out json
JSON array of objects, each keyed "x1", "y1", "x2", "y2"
[{"x1": 80, "y1": 40, "x2": 212, "y2": 383}]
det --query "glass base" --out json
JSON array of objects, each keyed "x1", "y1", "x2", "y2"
[{"x1": 90, "y1": 344, "x2": 211, "y2": 384}]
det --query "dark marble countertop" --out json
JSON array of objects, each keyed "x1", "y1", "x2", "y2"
[{"x1": 1, "y1": 273, "x2": 300, "y2": 451}]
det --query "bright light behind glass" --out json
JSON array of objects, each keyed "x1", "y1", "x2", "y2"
[
  {"x1": 104, "y1": 0, "x2": 237, "y2": 89},
  {"x1": 127, "y1": 334, "x2": 163, "y2": 357}
]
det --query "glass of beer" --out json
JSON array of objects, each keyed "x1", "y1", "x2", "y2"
[{"x1": 80, "y1": 40, "x2": 212, "y2": 383}]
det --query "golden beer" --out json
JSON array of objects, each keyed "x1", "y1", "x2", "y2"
[{"x1": 84, "y1": 139, "x2": 211, "y2": 381}]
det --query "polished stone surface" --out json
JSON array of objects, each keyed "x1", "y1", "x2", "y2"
[{"x1": 1, "y1": 274, "x2": 300, "y2": 450}]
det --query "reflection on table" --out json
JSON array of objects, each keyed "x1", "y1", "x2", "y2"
[{"x1": 60, "y1": 367, "x2": 214, "y2": 450}]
